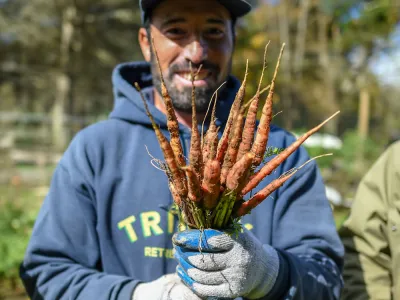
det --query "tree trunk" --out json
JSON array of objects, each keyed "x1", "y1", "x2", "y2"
[
  {"x1": 278, "y1": 0, "x2": 293, "y2": 130},
  {"x1": 53, "y1": 73, "x2": 70, "y2": 151},
  {"x1": 318, "y1": 12, "x2": 339, "y2": 134},
  {"x1": 15, "y1": 46, "x2": 30, "y2": 111},
  {"x1": 357, "y1": 87, "x2": 370, "y2": 140},
  {"x1": 52, "y1": 4, "x2": 76, "y2": 151},
  {"x1": 294, "y1": 0, "x2": 310, "y2": 78}
]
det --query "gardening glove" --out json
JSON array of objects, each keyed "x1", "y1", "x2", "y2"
[
  {"x1": 172, "y1": 229, "x2": 280, "y2": 299},
  {"x1": 132, "y1": 273, "x2": 202, "y2": 300}
]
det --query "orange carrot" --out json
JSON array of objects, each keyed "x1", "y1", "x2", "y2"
[
  {"x1": 189, "y1": 64, "x2": 203, "y2": 179},
  {"x1": 201, "y1": 81, "x2": 226, "y2": 165},
  {"x1": 202, "y1": 160, "x2": 221, "y2": 210},
  {"x1": 236, "y1": 170, "x2": 293, "y2": 216},
  {"x1": 220, "y1": 107, "x2": 245, "y2": 185},
  {"x1": 216, "y1": 130, "x2": 231, "y2": 164},
  {"x1": 169, "y1": 182, "x2": 182, "y2": 207},
  {"x1": 201, "y1": 96, "x2": 217, "y2": 164},
  {"x1": 202, "y1": 86, "x2": 222, "y2": 164},
  {"x1": 237, "y1": 43, "x2": 269, "y2": 161},
  {"x1": 226, "y1": 152, "x2": 255, "y2": 192},
  {"x1": 215, "y1": 92, "x2": 256, "y2": 165},
  {"x1": 216, "y1": 117, "x2": 234, "y2": 165},
  {"x1": 219, "y1": 61, "x2": 249, "y2": 185},
  {"x1": 151, "y1": 38, "x2": 186, "y2": 167},
  {"x1": 234, "y1": 60, "x2": 249, "y2": 115},
  {"x1": 241, "y1": 111, "x2": 340, "y2": 196},
  {"x1": 251, "y1": 44, "x2": 285, "y2": 167},
  {"x1": 182, "y1": 166, "x2": 202, "y2": 203},
  {"x1": 228, "y1": 60, "x2": 248, "y2": 139},
  {"x1": 208, "y1": 93, "x2": 220, "y2": 161},
  {"x1": 203, "y1": 129, "x2": 219, "y2": 165},
  {"x1": 135, "y1": 82, "x2": 188, "y2": 198},
  {"x1": 236, "y1": 154, "x2": 332, "y2": 216},
  {"x1": 215, "y1": 61, "x2": 248, "y2": 165},
  {"x1": 202, "y1": 131, "x2": 211, "y2": 165}
]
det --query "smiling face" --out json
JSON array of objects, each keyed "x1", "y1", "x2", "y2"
[{"x1": 139, "y1": 0, "x2": 235, "y2": 113}]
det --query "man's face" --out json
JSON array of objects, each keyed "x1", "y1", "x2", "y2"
[{"x1": 139, "y1": 0, "x2": 235, "y2": 113}]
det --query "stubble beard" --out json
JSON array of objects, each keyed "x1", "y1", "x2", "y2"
[{"x1": 150, "y1": 55, "x2": 230, "y2": 114}]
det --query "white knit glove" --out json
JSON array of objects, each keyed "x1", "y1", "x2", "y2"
[
  {"x1": 172, "y1": 229, "x2": 280, "y2": 299},
  {"x1": 132, "y1": 273, "x2": 202, "y2": 300}
]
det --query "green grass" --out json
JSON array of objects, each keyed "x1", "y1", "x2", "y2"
[
  {"x1": 0, "y1": 185, "x2": 43, "y2": 209},
  {"x1": 0, "y1": 183, "x2": 43, "y2": 298},
  {"x1": 15, "y1": 164, "x2": 56, "y2": 172}
]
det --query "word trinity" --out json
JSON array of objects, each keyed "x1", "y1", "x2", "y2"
[
  {"x1": 117, "y1": 211, "x2": 175, "y2": 243},
  {"x1": 117, "y1": 210, "x2": 254, "y2": 244}
]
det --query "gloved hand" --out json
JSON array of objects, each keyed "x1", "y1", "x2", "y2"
[
  {"x1": 172, "y1": 229, "x2": 280, "y2": 299},
  {"x1": 132, "y1": 273, "x2": 202, "y2": 300}
]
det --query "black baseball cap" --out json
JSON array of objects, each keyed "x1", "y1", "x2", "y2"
[{"x1": 139, "y1": 0, "x2": 252, "y2": 23}]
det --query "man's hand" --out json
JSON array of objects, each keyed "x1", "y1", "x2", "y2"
[
  {"x1": 132, "y1": 273, "x2": 202, "y2": 300},
  {"x1": 172, "y1": 229, "x2": 280, "y2": 299}
]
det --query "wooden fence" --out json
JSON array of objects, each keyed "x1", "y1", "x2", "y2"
[{"x1": 0, "y1": 111, "x2": 103, "y2": 184}]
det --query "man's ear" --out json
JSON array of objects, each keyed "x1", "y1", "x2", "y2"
[{"x1": 138, "y1": 27, "x2": 151, "y2": 62}]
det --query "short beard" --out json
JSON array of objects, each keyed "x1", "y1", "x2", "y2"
[{"x1": 150, "y1": 53, "x2": 230, "y2": 114}]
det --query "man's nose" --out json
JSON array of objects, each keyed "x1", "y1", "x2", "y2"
[{"x1": 183, "y1": 39, "x2": 208, "y2": 65}]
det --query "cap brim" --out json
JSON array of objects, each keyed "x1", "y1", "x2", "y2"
[
  {"x1": 140, "y1": 0, "x2": 252, "y2": 20},
  {"x1": 217, "y1": 0, "x2": 252, "y2": 18}
]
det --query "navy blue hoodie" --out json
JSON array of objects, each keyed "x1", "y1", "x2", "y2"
[{"x1": 20, "y1": 62, "x2": 344, "y2": 300}]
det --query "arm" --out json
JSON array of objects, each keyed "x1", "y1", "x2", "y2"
[
  {"x1": 266, "y1": 142, "x2": 344, "y2": 300},
  {"x1": 20, "y1": 134, "x2": 139, "y2": 300},
  {"x1": 339, "y1": 142, "x2": 400, "y2": 300},
  {"x1": 20, "y1": 132, "x2": 202, "y2": 300}
]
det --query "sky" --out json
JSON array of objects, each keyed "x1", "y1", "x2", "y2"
[{"x1": 370, "y1": 25, "x2": 400, "y2": 86}]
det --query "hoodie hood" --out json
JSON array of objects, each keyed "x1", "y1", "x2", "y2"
[{"x1": 109, "y1": 61, "x2": 241, "y2": 133}]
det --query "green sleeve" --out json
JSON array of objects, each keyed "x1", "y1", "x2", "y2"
[{"x1": 340, "y1": 141, "x2": 400, "y2": 300}]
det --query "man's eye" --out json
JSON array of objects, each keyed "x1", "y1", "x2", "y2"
[
  {"x1": 165, "y1": 28, "x2": 187, "y2": 37},
  {"x1": 205, "y1": 28, "x2": 224, "y2": 38}
]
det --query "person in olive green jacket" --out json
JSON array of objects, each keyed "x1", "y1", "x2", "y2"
[{"x1": 340, "y1": 140, "x2": 400, "y2": 300}]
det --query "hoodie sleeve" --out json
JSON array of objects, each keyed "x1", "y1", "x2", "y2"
[
  {"x1": 20, "y1": 132, "x2": 140, "y2": 300},
  {"x1": 263, "y1": 135, "x2": 344, "y2": 300},
  {"x1": 340, "y1": 141, "x2": 400, "y2": 300}
]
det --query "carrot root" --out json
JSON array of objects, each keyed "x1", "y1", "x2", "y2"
[
  {"x1": 241, "y1": 111, "x2": 340, "y2": 196},
  {"x1": 251, "y1": 44, "x2": 285, "y2": 167}
]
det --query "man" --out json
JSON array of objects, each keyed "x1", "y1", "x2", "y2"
[
  {"x1": 340, "y1": 141, "x2": 400, "y2": 300},
  {"x1": 20, "y1": 0, "x2": 344, "y2": 299}
]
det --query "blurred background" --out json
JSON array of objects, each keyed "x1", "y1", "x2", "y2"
[{"x1": 1, "y1": 0, "x2": 400, "y2": 298}]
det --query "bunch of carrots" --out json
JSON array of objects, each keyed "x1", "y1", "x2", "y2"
[{"x1": 135, "y1": 40, "x2": 339, "y2": 230}]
